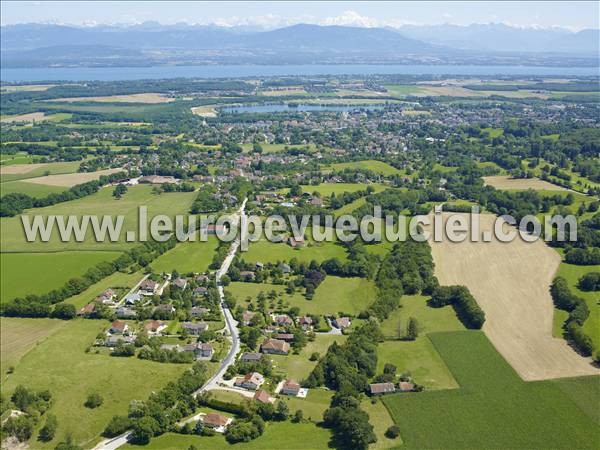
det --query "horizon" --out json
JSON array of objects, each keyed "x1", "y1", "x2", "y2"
[{"x1": 1, "y1": 1, "x2": 599, "y2": 30}]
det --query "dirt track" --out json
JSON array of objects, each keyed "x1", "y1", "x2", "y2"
[{"x1": 428, "y1": 212, "x2": 598, "y2": 381}]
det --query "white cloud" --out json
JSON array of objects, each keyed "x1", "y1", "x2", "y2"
[{"x1": 320, "y1": 10, "x2": 380, "y2": 28}]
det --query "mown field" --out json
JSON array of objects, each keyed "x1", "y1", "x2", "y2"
[
  {"x1": 150, "y1": 236, "x2": 220, "y2": 274},
  {"x1": 0, "y1": 319, "x2": 189, "y2": 449},
  {"x1": 0, "y1": 251, "x2": 122, "y2": 302},
  {"x1": 242, "y1": 237, "x2": 348, "y2": 264},
  {"x1": 279, "y1": 182, "x2": 386, "y2": 197},
  {"x1": 1, "y1": 184, "x2": 197, "y2": 252},
  {"x1": 227, "y1": 276, "x2": 375, "y2": 316},
  {"x1": 324, "y1": 160, "x2": 402, "y2": 176},
  {"x1": 383, "y1": 331, "x2": 600, "y2": 449},
  {"x1": 0, "y1": 180, "x2": 68, "y2": 197},
  {"x1": 0, "y1": 160, "x2": 82, "y2": 182}
]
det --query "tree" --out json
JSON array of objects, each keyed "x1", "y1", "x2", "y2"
[
  {"x1": 131, "y1": 416, "x2": 160, "y2": 445},
  {"x1": 51, "y1": 303, "x2": 76, "y2": 320},
  {"x1": 103, "y1": 415, "x2": 132, "y2": 437},
  {"x1": 275, "y1": 400, "x2": 289, "y2": 421},
  {"x1": 293, "y1": 409, "x2": 304, "y2": 423},
  {"x1": 385, "y1": 425, "x2": 400, "y2": 439},
  {"x1": 405, "y1": 317, "x2": 419, "y2": 340},
  {"x1": 38, "y1": 414, "x2": 58, "y2": 442},
  {"x1": 84, "y1": 393, "x2": 103, "y2": 409}
]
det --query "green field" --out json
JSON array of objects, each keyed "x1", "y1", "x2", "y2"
[
  {"x1": 0, "y1": 180, "x2": 68, "y2": 197},
  {"x1": 361, "y1": 398, "x2": 398, "y2": 450},
  {"x1": 241, "y1": 143, "x2": 318, "y2": 154},
  {"x1": 227, "y1": 276, "x2": 375, "y2": 316},
  {"x1": 242, "y1": 238, "x2": 348, "y2": 265},
  {"x1": 0, "y1": 160, "x2": 82, "y2": 183},
  {"x1": 122, "y1": 421, "x2": 332, "y2": 450},
  {"x1": 1, "y1": 185, "x2": 197, "y2": 252},
  {"x1": 280, "y1": 182, "x2": 386, "y2": 197},
  {"x1": 553, "y1": 262, "x2": 600, "y2": 349},
  {"x1": 0, "y1": 251, "x2": 122, "y2": 302},
  {"x1": 384, "y1": 85, "x2": 425, "y2": 97},
  {"x1": 64, "y1": 270, "x2": 143, "y2": 309},
  {"x1": 1, "y1": 319, "x2": 188, "y2": 449},
  {"x1": 0, "y1": 152, "x2": 37, "y2": 166},
  {"x1": 150, "y1": 236, "x2": 219, "y2": 274},
  {"x1": 383, "y1": 331, "x2": 600, "y2": 449},
  {"x1": 324, "y1": 160, "x2": 402, "y2": 176}
]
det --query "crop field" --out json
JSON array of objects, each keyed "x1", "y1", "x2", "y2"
[
  {"x1": 384, "y1": 84, "x2": 426, "y2": 96},
  {"x1": 0, "y1": 251, "x2": 122, "y2": 302},
  {"x1": 382, "y1": 331, "x2": 600, "y2": 449},
  {"x1": 0, "y1": 180, "x2": 68, "y2": 197},
  {"x1": 482, "y1": 175, "x2": 567, "y2": 191},
  {"x1": 0, "y1": 317, "x2": 66, "y2": 369},
  {"x1": 553, "y1": 262, "x2": 600, "y2": 349},
  {"x1": 324, "y1": 159, "x2": 402, "y2": 176},
  {"x1": 48, "y1": 93, "x2": 173, "y2": 103},
  {"x1": 0, "y1": 185, "x2": 197, "y2": 252},
  {"x1": 22, "y1": 167, "x2": 123, "y2": 187},
  {"x1": 150, "y1": 236, "x2": 219, "y2": 274},
  {"x1": 428, "y1": 213, "x2": 597, "y2": 380},
  {"x1": 122, "y1": 421, "x2": 333, "y2": 450},
  {"x1": 0, "y1": 160, "x2": 82, "y2": 182},
  {"x1": 1, "y1": 320, "x2": 189, "y2": 449},
  {"x1": 227, "y1": 276, "x2": 374, "y2": 316}
]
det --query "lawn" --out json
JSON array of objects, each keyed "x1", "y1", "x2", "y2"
[
  {"x1": 63, "y1": 270, "x2": 143, "y2": 309},
  {"x1": 0, "y1": 317, "x2": 67, "y2": 370},
  {"x1": 301, "y1": 182, "x2": 386, "y2": 196},
  {"x1": 324, "y1": 160, "x2": 402, "y2": 176},
  {"x1": 382, "y1": 331, "x2": 600, "y2": 449},
  {"x1": 0, "y1": 180, "x2": 68, "y2": 197},
  {"x1": 361, "y1": 398, "x2": 398, "y2": 450},
  {"x1": 122, "y1": 421, "x2": 332, "y2": 450},
  {"x1": 0, "y1": 251, "x2": 122, "y2": 303},
  {"x1": 282, "y1": 388, "x2": 334, "y2": 423},
  {"x1": 1, "y1": 320, "x2": 189, "y2": 449},
  {"x1": 553, "y1": 262, "x2": 600, "y2": 349},
  {"x1": 150, "y1": 236, "x2": 219, "y2": 274},
  {"x1": 242, "y1": 238, "x2": 348, "y2": 264},
  {"x1": 1, "y1": 185, "x2": 197, "y2": 252}
]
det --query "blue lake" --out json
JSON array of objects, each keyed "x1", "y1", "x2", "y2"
[{"x1": 2, "y1": 64, "x2": 599, "y2": 82}]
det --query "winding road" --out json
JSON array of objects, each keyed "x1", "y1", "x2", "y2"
[{"x1": 93, "y1": 199, "x2": 247, "y2": 450}]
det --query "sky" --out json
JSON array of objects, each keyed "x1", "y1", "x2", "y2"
[{"x1": 1, "y1": 1, "x2": 598, "y2": 30}]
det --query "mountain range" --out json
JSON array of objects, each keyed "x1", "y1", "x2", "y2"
[{"x1": 1, "y1": 22, "x2": 598, "y2": 68}]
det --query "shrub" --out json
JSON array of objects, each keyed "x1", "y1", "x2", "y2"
[
  {"x1": 103, "y1": 415, "x2": 132, "y2": 437},
  {"x1": 38, "y1": 414, "x2": 58, "y2": 442},
  {"x1": 385, "y1": 425, "x2": 400, "y2": 439},
  {"x1": 84, "y1": 393, "x2": 103, "y2": 409}
]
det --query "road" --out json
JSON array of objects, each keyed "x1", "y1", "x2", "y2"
[{"x1": 93, "y1": 199, "x2": 247, "y2": 450}]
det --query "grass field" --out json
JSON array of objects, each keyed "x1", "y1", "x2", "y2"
[
  {"x1": 227, "y1": 276, "x2": 375, "y2": 317},
  {"x1": 0, "y1": 318, "x2": 66, "y2": 369},
  {"x1": 23, "y1": 167, "x2": 123, "y2": 187},
  {"x1": 242, "y1": 238, "x2": 348, "y2": 264},
  {"x1": 384, "y1": 85, "x2": 426, "y2": 97},
  {"x1": 150, "y1": 237, "x2": 219, "y2": 274},
  {"x1": 1, "y1": 320, "x2": 188, "y2": 449},
  {"x1": 382, "y1": 331, "x2": 600, "y2": 449},
  {"x1": 361, "y1": 398, "x2": 398, "y2": 450},
  {"x1": 324, "y1": 160, "x2": 402, "y2": 176},
  {"x1": 48, "y1": 93, "x2": 172, "y2": 104},
  {"x1": 300, "y1": 182, "x2": 386, "y2": 196},
  {"x1": 241, "y1": 143, "x2": 318, "y2": 154},
  {"x1": 63, "y1": 270, "x2": 143, "y2": 309},
  {"x1": 0, "y1": 160, "x2": 81, "y2": 182},
  {"x1": 0, "y1": 180, "x2": 68, "y2": 197},
  {"x1": 428, "y1": 213, "x2": 596, "y2": 380},
  {"x1": 282, "y1": 388, "x2": 334, "y2": 423},
  {"x1": 553, "y1": 262, "x2": 600, "y2": 349},
  {"x1": 0, "y1": 185, "x2": 197, "y2": 252},
  {"x1": 0, "y1": 251, "x2": 122, "y2": 302},
  {"x1": 122, "y1": 421, "x2": 332, "y2": 450}
]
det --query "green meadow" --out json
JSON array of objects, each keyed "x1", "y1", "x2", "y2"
[
  {"x1": 0, "y1": 160, "x2": 82, "y2": 183},
  {"x1": 1, "y1": 319, "x2": 188, "y2": 449},
  {"x1": 0, "y1": 180, "x2": 68, "y2": 197},
  {"x1": 242, "y1": 238, "x2": 348, "y2": 264},
  {"x1": 0, "y1": 251, "x2": 122, "y2": 303},
  {"x1": 150, "y1": 236, "x2": 220, "y2": 274},
  {"x1": 324, "y1": 160, "x2": 402, "y2": 176},
  {"x1": 383, "y1": 331, "x2": 600, "y2": 449}
]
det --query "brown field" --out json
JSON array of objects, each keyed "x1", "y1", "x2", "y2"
[
  {"x1": 48, "y1": 93, "x2": 173, "y2": 104},
  {"x1": 191, "y1": 105, "x2": 217, "y2": 117},
  {"x1": 0, "y1": 163, "x2": 47, "y2": 175},
  {"x1": 0, "y1": 112, "x2": 47, "y2": 123},
  {"x1": 428, "y1": 212, "x2": 598, "y2": 380},
  {"x1": 23, "y1": 168, "x2": 123, "y2": 187},
  {"x1": 483, "y1": 175, "x2": 567, "y2": 191}
]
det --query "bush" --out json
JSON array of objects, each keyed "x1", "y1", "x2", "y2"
[
  {"x1": 84, "y1": 393, "x2": 103, "y2": 409},
  {"x1": 578, "y1": 272, "x2": 600, "y2": 291},
  {"x1": 51, "y1": 303, "x2": 77, "y2": 320},
  {"x1": 103, "y1": 415, "x2": 132, "y2": 438},
  {"x1": 38, "y1": 414, "x2": 58, "y2": 442},
  {"x1": 385, "y1": 425, "x2": 400, "y2": 439}
]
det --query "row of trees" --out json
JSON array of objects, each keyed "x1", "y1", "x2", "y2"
[{"x1": 430, "y1": 285, "x2": 486, "y2": 329}]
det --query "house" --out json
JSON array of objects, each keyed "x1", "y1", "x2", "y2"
[
  {"x1": 398, "y1": 381, "x2": 415, "y2": 392},
  {"x1": 242, "y1": 310, "x2": 256, "y2": 325},
  {"x1": 172, "y1": 278, "x2": 188, "y2": 290},
  {"x1": 274, "y1": 333, "x2": 294, "y2": 342},
  {"x1": 183, "y1": 342, "x2": 214, "y2": 359},
  {"x1": 97, "y1": 288, "x2": 117, "y2": 303},
  {"x1": 140, "y1": 279, "x2": 158, "y2": 295},
  {"x1": 240, "y1": 352, "x2": 262, "y2": 363},
  {"x1": 260, "y1": 338, "x2": 290, "y2": 355},
  {"x1": 333, "y1": 317, "x2": 351, "y2": 329},
  {"x1": 109, "y1": 320, "x2": 128, "y2": 334},
  {"x1": 288, "y1": 236, "x2": 305, "y2": 248},
  {"x1": 106, "y1": 335, "x2": 136, "y2": 347},
  {"x1": 273, "y1": 314, "x2": 293, "y2": 326},
  {"x1": 202, "y1": 412, "x2": 231, "y2": 432},
  {"x1": 195, "y1": 274, "x2": 209, "y2": 283},
  {"x1": 239, "y1": 271, "x2": 256, "y2": 281},
  {"x1": 182, "y1": 321, "x2": 208, "y2": 335},
  {"x1": 310, "y1": 197, "x2": 323, "y2": 206},
  {"x1": 255, "y1": 262, "x2": 264, "y2": 269},
  {"x1": 78, "y1": 302, "x2": 96, "y2": 317},
  {"x1": 281, "y1": 379, "x2": 301, "y2": 396},
  {"x1": 297, "y1": 316, "x2": 313, "y2": 330},
  {"x1": 193, "y1": 286, "x2": 208, "y2": 297},
  {"x1": 253, "y1": 390, "x2": 271, "y2": 404},
  {"x1": 369, "y1": 383, "x2": 396, "y2": 395},
  {"x1": 189, "y1": 306, "x2": 209, "y2": 318},
  {"x1": 204, "y1": 224, "x2": 227, "y2": 236},
  {"x1": 145, "y1": 320, "x2": 167, "y2": 335},
  {"x1": 155, "y1": 304, "x2": 176, "y2": 315},
  {"x1": 116, "y1": 307, "x2": 137, "y2": 319},
  {"x1": 124, "y1": 292, "x2": 142, "y2": 305},
  {"x1": 234, "y1": 372, "x2": 265, "y2": 390}
]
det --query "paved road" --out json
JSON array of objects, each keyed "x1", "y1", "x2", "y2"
[{"x1": 94, "y1": 199, "x2": 247, "y2": 450}]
